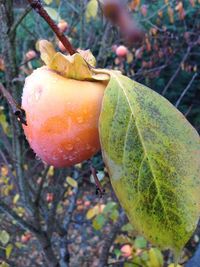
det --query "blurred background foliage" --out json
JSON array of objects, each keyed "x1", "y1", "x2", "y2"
[{"x1": 0, "y1": 0, "x2": 200, "y2": 266}]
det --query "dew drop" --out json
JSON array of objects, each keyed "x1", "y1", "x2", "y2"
[
  {"x1": 86, "y1": 144, "x2": 91, "y2": 150},
  {"x1": 77, "y1": 116, "x2": 84, "y2": 124},
  {"x1": 83, "y1": 109, "x2": 87, "y2": 115},
  {"x1": 35, "y1": 86, "x2": 43, "y2": 101},
  {"x1": 52, "y1": 156, "x2": 58, "y2": 161},
  {"x1": 35, "y1": 92, "x2": 40, "y2": 101},
  {"x1": 69, "y1": 156, "x2": 75, "y2": 162},
  {"x1": 66, "y1": 143, "x2": 73, "y2": 151}
]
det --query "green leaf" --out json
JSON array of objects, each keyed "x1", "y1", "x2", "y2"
[
  {"x1": 5, "y1": 244, "x2": 13, "y2": 259},
  {"x1": 13, "y1": 194, "x2": 20, "y2": 204},
  {"x1": 99, "y1": 72, "x2": 200, "y2": 255},
  {"x1": 0, "y1": 231, "x2": 10, "y2": 245},
  {"x1": 134, "y1": 236, "x2": 147, "y2": 249},
  {"x1": 121, "y1": 223, "x2": 134, "y2": 232},
  {"x1": 66, "y1": 176, "x2": 78, "y2": 188},
  {"x1": 43, "y1": 0, "x2": 53, "y2": 4},
  {"x1": 85, "y1": 0, "x2": 98, "y2": 22},
  {"x1": 109, "y1": 209, "x2": 119, "y2": 222},
  {"x1": 44, "y1": 7, "x2": 61, "y2": 21},
  {"x1": 114, "y1": 248, "x2": 121, "y2": 259},
  {"x1": 92, "y1": 214, "x2": 106, "y2": 230},
  {"x1": 147, "y1": 248, "x2": 163, "y2": 267},
  {"x1": 103, "y1": 201, "x2": 117, "y2": 214},
  {"x1": 0, "y1": 110, "x2": 9, "y2": 135},
  {"x1": 0, "y1": 262, "x2": 9, "y2": 267}
]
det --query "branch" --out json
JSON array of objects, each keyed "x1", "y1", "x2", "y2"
[
  {"x1": 99, "y1": 212, "x2": 128, "y2": 267},
  {"x1": 59, "y1": 170, "x2": 80, "y2": 267},
  {"x1": 9, "y1": 5, "x2": 32, "y2": 37},
  {"x1": 162, "y1": 46, "x2": 191, "y2": 96},
  {"x1": 175, "y1": 73, "x2": 198, "y2": 108},
  {"x1": 0, "y1": 201, "x2": 39, "y2": 234},
  {"x1": 90, "y1": 164, "x2": 105, "y2": 198},
  {"x1": 0, "y1": 149, "x2": 15, "y2": 181},
  {"x1": 0, "y1": 83, "x2": 27, "y2": 125},
  {"x1": 27, "y1": 0, "x2": 76, "y2": 55}
]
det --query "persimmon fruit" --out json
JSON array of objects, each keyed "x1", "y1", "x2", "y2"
[
  {"x1": 116, "y1": 45, "x2": 128, "y2": 57},
  {"x1": 22, "y1": 67, "x2": 106, "y2": 167},
  {"x1": 120, "y1": 244, "x2": 132, "y2": 258}
]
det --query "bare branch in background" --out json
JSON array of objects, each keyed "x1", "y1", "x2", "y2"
[
  {"x1": 162, "y1": 46, "x2": 191, "y2": 96},
  {"x1": 0, "y1": 201, "x2": 39, "y2": 234},
  {"x1": 99, "y1": 212, "x2": 128, "y2": 267},
  {"x1": 0, "y1": 83, "x2": 27, "y2": 125},
  {"x1": 175, "y1": 73, "x2": 198, "y2": 108},
  {"x1": 27, "y1": 0, "x2": 77, "y2": 55},
  {"x1": 9, "y1": 5, "x2": 32, "y2": 37}
]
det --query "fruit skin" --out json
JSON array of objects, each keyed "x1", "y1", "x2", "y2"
[
  {"x1": 21, "y1": 67, "x2": 105, "y2": 167},
  {"x1": 120, "y1": 244, "x2": 132, "y2": 258},
  {"x1": 116, "y1": 45, "x2": 128, "y2": 57}
]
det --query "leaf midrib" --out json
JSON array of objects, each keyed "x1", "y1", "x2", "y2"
[{"x1": 112, "y1": 73, "x2": 171, "y2": 227}]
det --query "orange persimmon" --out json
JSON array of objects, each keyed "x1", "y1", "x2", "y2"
[{"x1": 22, "y1": 67, "x2": 106, "y2": 167}]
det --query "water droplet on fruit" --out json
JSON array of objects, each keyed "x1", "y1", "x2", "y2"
[
  {"x1": 86, "y1": 144, "x2": 91, "y2": 150},
  {"x1": 52, "y1": 156, "x2": 58, "y2": 161},
  {"x1": 63, "y1": 155, "x2": 68, "y2": 160},
  {"x1": 77, "y1": 116, "x2": 84, "y2": 123},
  {"x1": 34, "y1": 86, "x2": 43, "y2": 101},
  {"x1": 35, "y1": 92, "x2": 40, "y2": 101},
  {"x1": 58, "y1": 149, "x2": 63, "y2": 154},
  {"x1": 66, "y1": 143, "x2": 73, "y2": 151},
  {"x1": 69, "y1": 156, "x2": 75, "y2": 162},
  {"x1": 83, "y1": 109, "x2": 87, "y2": 115}
]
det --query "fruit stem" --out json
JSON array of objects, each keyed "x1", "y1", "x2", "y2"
[
  {"x1": 0, "y1": 83, "x2": 27, "y2": 125},
  {"x1": 90, "y1": 165, "x2": 105, "y2": 198},
  {"x1": 27, "y1": 0, "x2": 77, "y2": 55}
]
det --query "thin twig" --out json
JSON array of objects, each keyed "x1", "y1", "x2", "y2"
[
  {"x1": 162, "y1": 46, "x2": 191, "y2": 96},
  {"x1": 99, "y1": 212, "x2": 128, "y2": 267},
  {"x1": 59, "y1": 170, "x2": 79, "y2": 267},
  {"x1": 175, "y1": 73, "x2": 198, "y2": 108},
  {"x1": 9, "y1": 5, "x2": 32, "y2": 37},
  {"x1": 0, "y1": 201, "x2": 39, "y2": 234},
  {"x1": 90, "y1": 165, "x2": 105, "y2": 198},
  {"x1": 0, "y1": 83, "x2": 27, "y2": 125},
  {"x1": 35, "y1": 166, "x2": 50, "y2": 206},
  {"x1": 184, "y1": 104, "x2": 194, "y2": 117},
  {"x1": 0, "y1": 149, "x2": 15, "y2": 181},
  {"x1": 27, "y1": 0, "x2": 77, "y2": 55}
]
